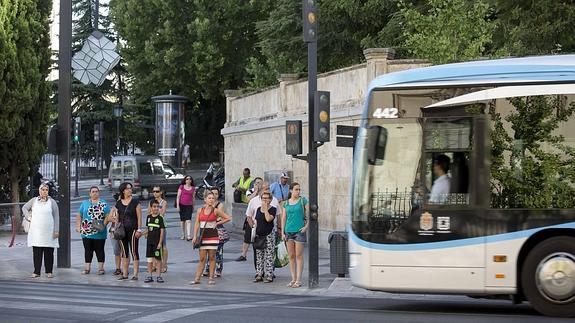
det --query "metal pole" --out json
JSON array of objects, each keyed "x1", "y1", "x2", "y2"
[
  {"x1": 74, "y1": 141, "x2": 79, "y2": 197},
  {"x1": 308, "y1": 41, "x2": 319, "y2": 288},
  {"x1": 99, "y1": 121, "x2": 104, "y2": 185},
  {"x1": 93, "y1": 0, "x2": 99, "y2": 30},
  {"x1": 116, "y1": 118, "x2": 120, "y2": 155},
  {"x1": 57, "y1": 0, "x2": 72, "y2": 268}
]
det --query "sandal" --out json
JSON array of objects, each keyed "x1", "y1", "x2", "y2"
[
  {"x1": 30, "y1": 273, "x2": 40, "y2": 278},
  {"x1": 189, "y1": 279, "x2": 201, "y2": 285},
  {"x1": 130, "y1": 276, "x2": 138, "y2": 281},
  {"x1": 113, "y1": 269, "x2": 122, "y2": 276},
  {"x1": 81, "y1": 269, "x2": 90, "y2": 275},
  {"x1": 97, "y1": 269, "x2": 105, "y2": 275},
  {"x1": 46, "y1": 273, "x2": 54, "y2": 279},
  {"x1": 117, "y1": 276, "x2": 129, "y2": 281},
  {"x1": 253, "y1": 275, "x2": 263, "y2": 283},
  {"x1": 161, "y1": 267, "x2": 167, "y2": 273},
  {"x1": 263, "y1": 277, "x2": 273, "y2": 283},
  {"x1": 208, "y1": 278, "x2": 216, "y2": 285},
  {"x1": 286, "y1": 281, "x2": 295, "y2": 287},
  {"x1": 291, "y1": 281, "x2": 302, "y2": 288}
]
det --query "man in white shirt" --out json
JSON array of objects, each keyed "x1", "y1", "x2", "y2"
[{"x1": 429, "y1": 154, "x2": 451, "y2": 204}]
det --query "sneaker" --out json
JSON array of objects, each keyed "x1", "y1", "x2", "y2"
[
  {"x1": 144, "y1": 276, "x2": 153, "y2": 283},
  {"x1": 235, "y1": 255, "x2": 247, "y2": 261},
  {"x1": 156, "y1": 276, "x2": 164, "y2": 283}
]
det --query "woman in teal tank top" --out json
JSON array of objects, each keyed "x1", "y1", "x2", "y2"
[{"x1": 280, "y1": 182, "x2": 308, "y2": 288}]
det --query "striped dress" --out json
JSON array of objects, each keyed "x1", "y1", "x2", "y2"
[{"x1": 199, "y1": 207, "x2": 219, "y2": 250}]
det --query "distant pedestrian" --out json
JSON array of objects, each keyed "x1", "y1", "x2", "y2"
[
  {"x1": 152, "y1": 186, "x2": 169, "y2": 273},
  {"x1": 270, "y1": 173, "x2": 290, "y2": 204},
  {"x1": 204, "y1": 187, "x2": 226, "y2": 277},
  {"x1": 190, "y1": 192, "x2": 231, "y2": 285},
  {"x1": 281, "y1": 182, "x2": 308, "y2": 288},
  {"x1": 253, "y1": 192, "x2": 277, "y2": 283},
  {"x1": 176, "y1": 176, "x2": 195, "y2": 240},
  {"x1": 232, "y1": 168, "x2": 253, "y2": 203},
  {"x1": 113, "y1": 182, "x2": 143, "y2": 281},
  {"x1": 182, "y1": 143, "x2": 190, "y2": 169},
  {"x1": 22, "y1": 183, "x2": 59, "y2": 278},
  {"x1": 75, "y1": 186, "x2": 111, "y2": 275},
  {"x1": 144, "y1": 199, "x2": 166, "y2": 283}
]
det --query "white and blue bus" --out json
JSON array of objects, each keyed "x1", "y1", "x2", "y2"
[{"x1": 349, "y1": 55, "x2": 575, "y2": 317}]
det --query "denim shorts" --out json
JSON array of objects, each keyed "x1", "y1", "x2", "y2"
[{"x1": 285, "y1": 231, "x2": 307, "y2": 243}]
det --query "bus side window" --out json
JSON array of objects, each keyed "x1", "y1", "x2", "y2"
[{"x1": 426, "y1": 152, "x2": 470, "y2": 205}]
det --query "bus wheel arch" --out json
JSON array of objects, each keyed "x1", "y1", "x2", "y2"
[{"x1": 519, "y1": 235, "x2": 575, "y2": 317}]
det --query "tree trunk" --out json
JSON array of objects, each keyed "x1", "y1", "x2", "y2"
[{"x1": 10, "y1": 163, "x2": 22, "y2": 232}]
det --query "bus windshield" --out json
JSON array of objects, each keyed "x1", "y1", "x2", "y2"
[{"x1": 352, "y1": 118, "x2": 423, "y2": 240}]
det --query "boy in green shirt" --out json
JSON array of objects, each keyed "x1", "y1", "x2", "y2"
[{"x1": 144, "y1": 199, "x2": 166, "y2": 283}]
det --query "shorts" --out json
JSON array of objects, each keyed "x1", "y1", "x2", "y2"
[
  {"x1": 179, "y1": 205, "x2": 193, "y2": 221},
  {"x1": 285, "y1": 231, "x2": 307, "y2": 243},
  {"x1": 243, "y1": 219, "x2": 252, "y2": 244},
  {"x1": 146, "y1": 242, "x2": 162, "y2": 261}
]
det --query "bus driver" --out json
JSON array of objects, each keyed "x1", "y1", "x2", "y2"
[{"x1": 429, "y1": 154, "x2": 451, "y2": 204}]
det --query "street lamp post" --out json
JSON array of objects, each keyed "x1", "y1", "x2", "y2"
[{"x1": 114, "y1": 106, "x2": 123, "y2": 155}]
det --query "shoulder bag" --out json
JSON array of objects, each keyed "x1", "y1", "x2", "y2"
[
  {"x1": 22, "y1": 199, "x2": 35, "y2": 233},
  {"x1": 254, "y1": 234, "x2": 267, "y2": 250},
  {"x1": 193, "y1": 208, "x2": 205, "y2": 249}
]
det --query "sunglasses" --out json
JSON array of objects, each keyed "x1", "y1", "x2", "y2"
[{"x1": 153, "y1": 190, "x2": 161, "y2": 193}]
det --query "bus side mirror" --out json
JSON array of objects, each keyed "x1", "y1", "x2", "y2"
[{"x1": 367, "y1": 126, "x2": 387, "y2": 165}]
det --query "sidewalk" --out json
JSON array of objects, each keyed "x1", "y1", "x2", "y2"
[{"x1": 0, "y1": 208, "x2": 379, "y2": 298}]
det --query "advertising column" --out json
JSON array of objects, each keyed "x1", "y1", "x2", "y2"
[{"x1": 151, "y1": 94, "x2": 189, "y2": 167}]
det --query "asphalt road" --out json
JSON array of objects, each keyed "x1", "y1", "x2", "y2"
[{"x1": 0, "y1": 280, "x2": 569, "y2": 323}]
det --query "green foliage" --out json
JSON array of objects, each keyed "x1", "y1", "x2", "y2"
[
  {"x1": 490, "y1": 0, "x2": 575, "y2": 56},
  {"x1": 0, "y1": 0, "x2": 52, "y2": 201},
  {"x1": 247, "y1": 0, "x2": 403, "y2": 88},
  {"x1": 489, "y1": 97, "x2": 575, "y2": 208},
  {"x1": 399, "y1": 0, "x2": 494, "y2": 64}
]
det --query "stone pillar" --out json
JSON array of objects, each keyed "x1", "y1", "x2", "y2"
[
  {"x1": 224, "y1": 89, "x2": 243, "y2": 126},
  {"x1": 277, "y1": 73, "x2": 300, "y2": 115},
  {"x1": 364, "y1": 48, "x2": 396, "y2": 86}
]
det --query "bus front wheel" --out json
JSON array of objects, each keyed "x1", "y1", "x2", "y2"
[{"x1": 521, "y1": 236, "x2": 575, "y2": 317}]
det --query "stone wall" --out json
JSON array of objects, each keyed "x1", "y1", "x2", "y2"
[{"x1": 222, "y1": 48, "x2": 429, "y2": 248}]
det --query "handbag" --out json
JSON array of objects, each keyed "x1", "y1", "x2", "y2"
[
  {"x1": 254, "y1": 235, "x2": 267, "y2": 250},
  {"x1": 92, "y1": 219, "x2": 106, "y2": 232},
  {"x1": 22, "y1": 198, "x2": 37, "y2": 233},
  {"x1": 233, "y1": 189, "x2": 242, "y2": 203},
  {"x1": 217, "y1": 226, "x2": 230, "y2": 243},
  {"x1": 113, "y1": 205, "x2": 128, "y2": 240}
]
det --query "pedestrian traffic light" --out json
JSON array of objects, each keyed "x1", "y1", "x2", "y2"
[
  {"x1": 314, "y1": 91, "x2": 330, "y2": 142},
  {"x1": 286, "y1": 120, "x2": 303, "y2": 155},
  {"x1": 93, "y1": 124, "x2": 100, "y2": 142},
  {"x1": 302, "y1": 0, "x2": 318, "y2": 43},
  {"x1": 73, "y1": 117, "x2": 81, "y2": 143}
]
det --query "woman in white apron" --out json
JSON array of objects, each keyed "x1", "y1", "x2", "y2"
[{"x1": 22, "y1": 182, "x2": 60, "y2": 278}]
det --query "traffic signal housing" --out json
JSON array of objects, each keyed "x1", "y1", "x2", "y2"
[
  {"x1": 73, "y1": 117, "x2": 81, "y2": 143},
  {"x1": 93, "y1": 123, "x2": 100, "y2": 142},
  {"x1": 302, "y1": 0, "x2": 318, "y2": 42},
  {"x1": 286, "y1": 120, "x2": 303, "y2": 155},
  {"x1": 314, "y1": 91, "x2": 330, "y2": 142}
]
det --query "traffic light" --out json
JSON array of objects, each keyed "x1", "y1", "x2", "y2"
[
  {"x1": 286, "y1": 120, "x2": 303, "y2": 155},
  {"x1": 302, "y1": 0, "x2": 318, "y2": 43},
  {"x1": 314, "y1": 91, "x2": 330, "y2": 142},
  {"x1": 73, "y1": 117, "x2": 81, "y2": 143},
  {"x1": 93, "y1": 123, "x2": 100, "y2": 142}
]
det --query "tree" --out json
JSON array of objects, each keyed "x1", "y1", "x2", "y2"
[
  {"x1": 490, "y1": 1, "x2": 575, "y2": 56},
  {"x1": 399, "y1": 0, "x2": 494, "y2": 64},
  {"x1": 110, "y1": 0, "x2": 268, "y2": 160},
  {"x1": 0, "y1": 0, "x2": 52, "y2": 203},
  {"x1": 489, "y1": 96, "x2": 575, "y2": 208},
  {"x1": 248, "y1": 0, "x2": 403, "y2": 88}
]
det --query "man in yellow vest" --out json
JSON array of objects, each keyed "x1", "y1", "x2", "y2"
[{"x1": 232, "y1": 168, "x2": 254, "y2": 203}]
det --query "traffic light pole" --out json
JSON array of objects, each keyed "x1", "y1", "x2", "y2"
[
  {"x1": 57, "y1": 0, "x2": 72, "y2": 268},
  {"x1": 307, "y1": 40, "x2": 319, "y2": 289}
]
